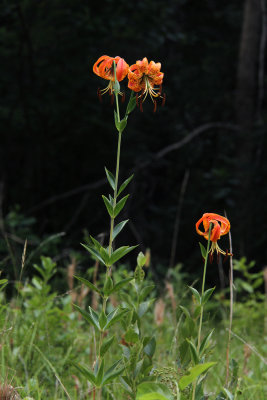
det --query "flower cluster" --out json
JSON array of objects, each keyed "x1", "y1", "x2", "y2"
[{"x1": 93, "y1": 55, "x2": 165, "y2": 111}]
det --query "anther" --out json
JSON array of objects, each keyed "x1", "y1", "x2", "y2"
[
  {"x1": 162, "y1": 93, "x2": 166, "y2": 107},
  {"x1": 97, "y1": 88, "x2": 102, "y2": 103}
]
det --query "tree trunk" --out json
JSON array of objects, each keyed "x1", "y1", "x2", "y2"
[{"x1": 235, "y1": 0, "x2": 262, "y2": 254}]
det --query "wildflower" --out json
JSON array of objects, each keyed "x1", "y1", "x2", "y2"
[
  {"x1": 93, "y1": 55, "x2": 129, "y2": 97},
  {"x1": 196, "y1": 213, "x2": 232, "y2": 259},
  {"x1": 127, "y1": 57, "x2": 165, "y2": 111}
]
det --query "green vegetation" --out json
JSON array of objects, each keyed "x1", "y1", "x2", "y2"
[{"x1": 0, "y1": 255, "x2": 266, "y2": 399}]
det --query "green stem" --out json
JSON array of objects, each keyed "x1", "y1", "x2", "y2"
[
  {"x1": 107, "y1": 64, "x2": 123, "y2": 258},
  {"x1": 192, "y1": 223, "x2": 212, "y2": 400}
]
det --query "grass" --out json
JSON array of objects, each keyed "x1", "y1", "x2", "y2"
[{"x1": 0, "y1": 256, "x2": 266, "y2": 399}]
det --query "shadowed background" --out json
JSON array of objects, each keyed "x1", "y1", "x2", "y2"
[{"x1": 1, "y1": 0, "x2": 266, "y2": 284}]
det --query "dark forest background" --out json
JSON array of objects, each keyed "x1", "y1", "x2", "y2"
[{"x1": 1, "y1": 0, "x2": 266, "y2": 284}]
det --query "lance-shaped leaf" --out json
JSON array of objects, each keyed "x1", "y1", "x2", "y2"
[
  {"x1": 201, "y1": 287, "x2": 215, "y2": 305},
  {"x1": 105, "y1": 167, "x2": 115, "y2": 190},
  {"x1": 187, "y1": 339, "x2": 199, "y2": 365},
  {"x1": 96, "y1": 358, "x2": 105, "y2": 387},
  {"x1": 134, "y1": 359, "x2": 144, "y2": 379},
  {"x1": 179, "y1": 305, "x2": 191, "y2": 319},
  {"x1": 188, "y1": 286, "x2": 201, "y2": 305},
  {"x1": 99, "y1": 247, "x2": 110, "y2": 265},
  {"x1": 114, "y1": 110, "x2": 120, "y2": 132},
  {"x1": 74, "y1": 275, "x2": 102, "y2": 295},
  {"x1": 100, "y1": 335, "x2": 114, "y2": 357},
  {"x1": 102, "y1": 359, "x2": 124, "y2": 385},
  {"x1": 114, "y1": 195, "x2": 129, "y2": 217},
  {"x1": 222, "y1": 388, "x2": 234, "y2": 400},
  {"x1": 105, "y1": 307, "x2": 129, "y2": 329},
  {"x1": 81, "y1": 243, "x2": 105, "y2": 265},
  {"x1": 178, "y1": 362, "x2": 216, "y2": 391},
  {"x1": 120, "y1": 376, "x2": 133, "y2": 395},
  {"x1": 199, "y1": 329, "x2": 214, "y2": 357},
  {"x1": 118, "y1": 175, "x2": 134, "y2": 196},
  {"x1": 199, "y1": 242, "x2": 207, "y2": 259},
  {"x1": 99, "y1": 310, "x2": 107, "y2": 330},
  {"x1": 112, "y1": 219, "x2": 129, "y2": 241},
  {"x1": 89, "y1": 235, "x2": 102, "y2": 251},
  {"x1": 109, "y1": 245, "x2": 137, "y2": 265},
  {"x1": 126, "y1": 91, "x2": 137, "y2": 115},
  {"x1": 138, "y1": 299, "x2": 155, "y2": 318},
  {"x1": 103, "y1": 276, "x2": 113, "y2": 296},
  {"x1": 71, "y1": 362, "x2": 96, "y2": 386},
  {"x1": 144, "y1": 336, "x2": 156, "y2": 358},
  {"x1": 73, "y1": 304, "x2": 99, "y2": 330},
  {"x1": 89, "y1": 306, "x2": 100, "y2": 329},
  {"x1": 119, "y1": 117, "x2": 128, "y2": 132},
  {"x1": 139, "y1": 285, "x2": 155, "y2": 302},
  {"x1": 109, "y1": 277, "x2": 134, "y2": 294},
  {"x1": 102, "y1": 195, "x2": 114, "y2": 217}
]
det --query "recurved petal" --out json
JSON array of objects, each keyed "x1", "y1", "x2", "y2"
[{"x1": 93, "y1": 55, "x2": 110, "y2": 77}]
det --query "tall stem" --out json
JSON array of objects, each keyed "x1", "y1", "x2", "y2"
[
  {"x1": 107, "y1": 63, "x2": 122, "y2": 258},
  {"x1": 192, "y1": 223, "x2": 212, "y2": 400},
  {"x1": 108, "y1": 128, "x2": 122, "y2": 257},
  {"x1": 197, "y1": 223, "x2": 212, "y2": 352}
]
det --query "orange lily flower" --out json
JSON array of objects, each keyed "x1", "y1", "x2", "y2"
[
  {"x1": 196, "y1": 213, "x2": 232, "y2": 258},
  {"x1": 93, "y1": 55, "x2": 129, "y2": 96},
  {"x1": 127, "y1": 57, "x2": 165, "y2": 111}
]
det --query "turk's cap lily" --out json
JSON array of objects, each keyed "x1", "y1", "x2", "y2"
[
  {"x1": 196, "y1": 213, "x2": 232, "y2": 257},
  {"x1": 93, "y1": 55, "x2": 129, "y2": 97},
  {"x1": 128, "y1": 57, "x2": 165, "y2": 111}
]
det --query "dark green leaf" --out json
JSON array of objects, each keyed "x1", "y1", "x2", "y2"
[
  {"x1": 96, "y1": 358, "x2": 105, "y2": 386},
  {"x1": 114, "y1": 110, "x2": 120, "y2": 131},
  {"x1": 125, "y1": 327, "x2": 139, "y2": 344},
  {"x1": 100, "y1": 335, "x2": 114, "y2": 357},
  {"x1": 144, "y1": 336, "x2": 156, "y2": 358},
  {"x1": 114, "y1": 195, "x2": 129, "y2": 217},
  {"x1": 89, "y1": 235, "x2": 102, "y2": 251},
  {"x1": 105, "y1": 308, "x2": 129, "y2": 329},
  {"x1": 105, "y1": 167, "x2": 115, "y2": 190},
  {"x1": 99, "y1": 310, "x2": 107, "y2": 330},
  {"x1": 74, "y1": 276, "x2": 101, "y2": 295},
  {"x1": 103, "y1": 276, "x2": 113, "y2": 296},
  {"x1": 117, "y1": 175, "x2": 134, "y2": 196},
  {"x1": 187, "y1": 339, "x2": 199, "y2": 365},
  {"x1": 81, "y1": 243, "x2": 105, "y2": 265},
  {"x1": 73, "y1": 304, "x2": 99, "y2": 330},
  {"x1": 99, "y1": 247, "x2": 110, "y2": 265},
  {"x1": 188, "y1": 286, "x2": 201, "y2": 304},
  {"x1": 110, "y1": 277, "x2": 133, "y2": 294},
  {"x1": 102, "y1": 359, "x2": 123, "y2": 385},
  {"x1": 139, "y1": 285, "x2": 155, "y2": 302},
  {"x1": 112, "y1": 219, "x2": 129, "y2": 241},
  {"x1": 199, "y1": 329, "x2": 214, "y2": 356},
  {"x1": 119, "y1": 116, "x2": 128, "y2": 132},
  {"x1": 102, "y1": 195, "x2": 114, "y2": 217},
  {"x1": 109, "y1": 245, "x2": 137, "y2": 265},
  {"x1": 71, "y1": 362, "x2": 96, "y2": 385},
  {"x1": 179, "y1": 305, "x2": 191, "y2": 319},
  {"x1": 89, "y1": 306, "x2": 100, "y2": 329},
  {"x1": 138, "y1": 299, "x2": 154, "y2": 318},
  {"x1": 199, "y1": 242, "x2": 207, "y2": 259},
  {"x1": 126, "y1": 91, "x2": 137, "y2": 115},
  {"x1": 201, "y1": 287, "x2": 215, "y2": 305}
]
